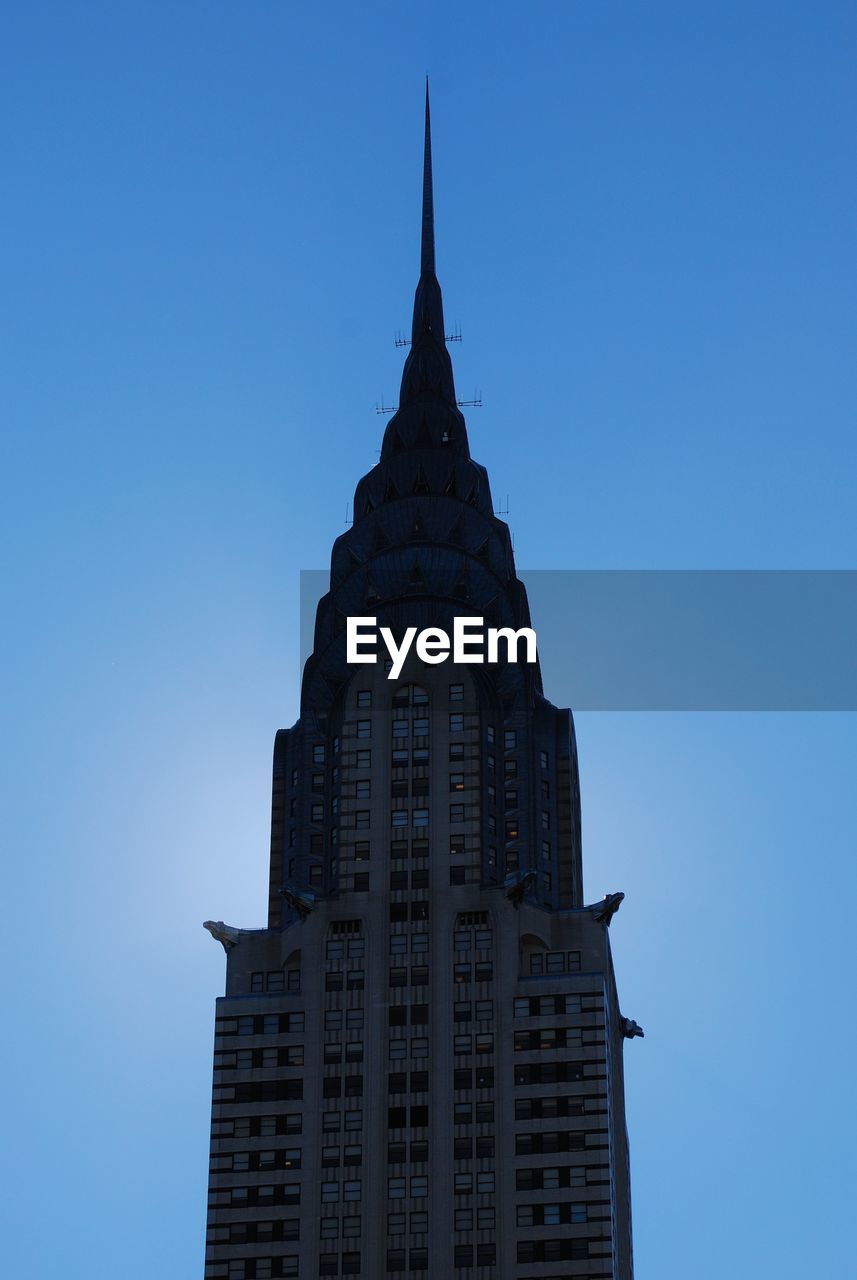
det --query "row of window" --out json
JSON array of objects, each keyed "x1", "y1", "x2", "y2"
[
  {"x1": 451, "y1": 1000, "x2": 494, "y2": 1022},
  {"x1": 388, "y1": 1071, "x2": 428, "y2": 1094},
  {"x1": 515, "y1": 1093, "x2": 603, "y2": 1120},
  {"x1": 453, "y1": 1067, "x2": 495, "y2": 1090},
  {"x1": 513, "y1": 994, "x2": 583, "y2": 1017},
  {"x1": 206, "y1": 1220, "x2": 299, "y2": 1244},
  {"x1": 352, "y1": 684, "x2": 463, "y2": 709},
  {"x1": 320, "y1": 1215, "x2": 361, "y2": 1237},
  {"x1": 387, "y1": 1141, "x2": 429, "y2": 1163},
  {"x1": 516, "y1": 1202, "x2": 593, "y2": 1225},
  {"x1": 453, "y1": 962, "x2": 493, "y2": 982},
  {"x1": 385, "y1": 1245, "x2": 497, "y2": 1271},
  {"x1": 389, "y1": 932, "x2": 428, "y2": 952},
  {"x1": 212, "y1": 1115, "x2": 301, "y2": 1138},
  {"x1": 323, "y1": 1043, "x2": 365, "y2": 1063},
  {"x1": 214, "y1": 1080, "x2": 303, "y2": 1104},
  {"x1": 528, "y1": 950, "x2": 582, "y2": 975},
  {"x1": 216, "y1": 1012, "x2": 305, "y2": 1036},
  {"x1": 303, "y1": 731, "x2": 548, "y2": 767},
  {"x1": 210, "y1": 1148, "x2": 301, "y2": 1172},
  {"x1": 343, "y1": 835, "x2": 483, "y2": 864},
  {"x1": 453, "y1": 928, "x2": 492, "y2": 950},
  {"x1": 249, "y1": 969, "x2": 301, "y2": 993},
  {"x1": 516, "y1": 1164, "x2": 601, "y2": 1190},
  {"x1": 205, "y1": 1260, "x2": 297, "y2": 1279},
  {"x1": 325, "y1": 972, "x2": 366, "y2": 991},
  {"x1": 514, "y1": 1062, "x2": 586, "y2": 1086},
  {"x1": 518, "y1": 1240, "x2": 600, "y2": 1263},
  {"x1": 215, "y1": 1047, "x2": 305, "y2": 1068},
  {"x1": 321, "y1": 1145, "x2": 363, "y2": 1166},
  {"x1": 388, "y1": 966, "x2": 430, "y2": 985},
  {"x1": 321, "y1": 1110, "x2": 363, "y2": 1132},
  {"x1": 387, "y1": 1106, "x2": 429, "y2": 1128},
  {"x1": 325, "y1": 1009, "x2": 365, "y2": 1029},
  {"x1": 319, "y1": 1256, "x2": 360, "y2": 1277},
  {"x1": 513, "y1": 1028, "x2": 583, "y2": 1052},
  {"x1": 321, "y1": 1180, "x2": 362, "y2": 1202},
  {"x1": 208, "y1": 1184, "x2": 300, "y2": 1207},
  {"x1": 322, "y1": 1076, "x2": 364, "y2": 1097},
  {"x1": 389, "y1": 871, "x2": 430, "y2": 889},
  {"x1": 389, "y1": 902, "x2": 429, "y2": 922},
  {"x1": 388, "y1": 1037, "x2": 429, "y2": 1058},
  {"x1": 516, "y1": 1130, "x2": 596, "y2": 1155}
]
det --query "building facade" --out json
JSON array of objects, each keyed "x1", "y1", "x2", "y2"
[{"x1": 203, "y1": 90, "x2": 638, "y2": 1280}]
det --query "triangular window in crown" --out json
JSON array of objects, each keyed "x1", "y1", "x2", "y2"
[
  {"x1": 484, "y1": 596, "x2": 501, "y2": 628},
  {"x1": 475, "y1": 538, "x2": 490, "y2": 565},
  {"x1": 413, "y1": 466, "x2": 430, "y2": 496},
  {"x1": 415, "y1": 415, "x2": 433, "y2": 448},
  {"x1": 465, "y1": 485, "x2": 478, "y2": 508},
  {"x1": 372, "y1": 523, "x2": 391, "y2": 553},
  {"x1": 452, "y1": 568, "x2": 470, "y2": 600},
  {"x1": 407, "y1": 564, "x2": 427, "y2": 594},
  {"x1": 363, "y1": 494, "x2": 374, "y2": 515},
  {"x1": 443, "y1": 469, "x2": 457, "y2": 497},
  {"x1": 384, "y1": 475, "x2": 399, "y2": 502}
]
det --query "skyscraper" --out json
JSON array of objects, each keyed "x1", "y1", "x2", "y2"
[{"x1": 204, "y1": 87, "x2": 638, "y2": 1280}]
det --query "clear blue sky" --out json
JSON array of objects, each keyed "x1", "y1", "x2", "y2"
[{"x1": 2, "y1": 3, "x2": 856, "y2": 1277}]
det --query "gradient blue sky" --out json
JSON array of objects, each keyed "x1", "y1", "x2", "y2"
[{"x1": 3, "y1": 3, "x2": 856, "y2": 1277}]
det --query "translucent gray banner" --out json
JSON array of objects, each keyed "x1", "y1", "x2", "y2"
[{"x1": 300, "y1": 570, "x2": 857, "y2": 710}]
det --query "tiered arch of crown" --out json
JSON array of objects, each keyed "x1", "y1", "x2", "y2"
[{"x1": 301, "y1": 89, "x2": 540, "y2": 725}]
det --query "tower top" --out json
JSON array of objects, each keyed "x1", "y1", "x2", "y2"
[
  {"x1": 421, "y1": 79, "x2": 435, "y2": 276},
  {"x1": 399, "y1": 81, "x2": 456, "y2": 409}
]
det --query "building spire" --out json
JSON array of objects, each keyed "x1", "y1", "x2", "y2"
[
  {"x1": 421, "y1": 78, "x2": 435, "y2": 275},
  {"x1": 399, "y1": 79, "x2": 456, "y2": 407}
]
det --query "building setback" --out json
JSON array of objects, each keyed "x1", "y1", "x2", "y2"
[{"x1": 203, "y1": 88, "x2": 639, "y2": 1280}]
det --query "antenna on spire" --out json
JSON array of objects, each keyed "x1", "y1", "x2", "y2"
[
  {"x1": 394, "y1": 325, "x2": 461, "y2": 348},
  {"x1": 421, "y1": 78, "x2": 435, "y2": 275}
]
